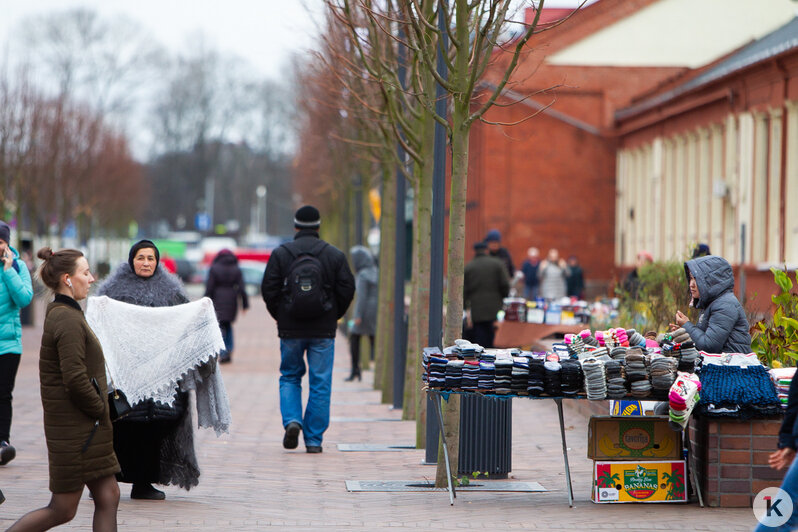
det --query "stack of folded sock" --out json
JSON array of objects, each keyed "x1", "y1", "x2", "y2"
[
  {"x1": 426, "y1": 352, "x2": 449, "y2": 388},
  {"x1": 527, "y1": 358, "x2": 546, "y2": 396},
  {"x1": 649, "y1": 354, "x2": 678, "y2": 393},
  {"x1": 771, "y1": 367, "x2": 796, "y2": 409},
  {"x1": 626, "y1": 329, "x2": 647, "y2": 348},
  {"x1": 560, "y1": 359, "x2": 584, "y2": 396},
  {"x1": 581, "y1": 357, "x2": 607, "y2": 400},
  {"x1": 604, "y1": 359, "x2": 627, "y2": 399},
  {"x1": 670, "y1": 328, "x2": 692, "y2": 344},
  {"x1": 494, "y1": 358, "x2": 514, "y2": 394},
  {"x1": 580, "y1": 329, "x2": 599, "y2": 347},
  {"x1": 543, "y1": 360, "x2": 563, "y2": 396},
  {"x1": 610, "y1": 346, "x2": 627, "y2": 361},
  {"x1": 669, "y1": 372, "x2": 701, "y2": 431},
  {"x1": 478, "y1": 361, "x2": 496, "y2": 391},
  {"x1": 511, "y1": 357, "x2": 530, "y2": 395},
  {"x1": 626, "y1": 348, "x2": 651, "y2": 398},
  {"x1": 461, "y1": 359, "x2": 480, "y2": 391},
  {"x1": 444, "y1": 359, "x2": 464, "y2": 389},
  {"x1": 566, "y1": 334, "x2": 586, "y2": 356},
  {"x1": 677, "y1": 342, "x2": 699, "y2": 372}
]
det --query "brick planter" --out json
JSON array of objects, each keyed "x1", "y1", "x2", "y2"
[{"x1": 689, "y1": 415, "x2": 784, "y2": 507}]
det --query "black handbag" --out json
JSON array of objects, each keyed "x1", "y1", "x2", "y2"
[{"x1": 104, "y1": 363, "x2": 132, "y2": 422}]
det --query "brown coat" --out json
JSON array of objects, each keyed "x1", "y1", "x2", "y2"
[{"x1": 39, "y1": 295, "x2": 119, "y2": 493}]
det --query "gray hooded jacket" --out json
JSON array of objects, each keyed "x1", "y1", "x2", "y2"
[
  {"x1": 682, "y1": 255, "x2": 751, "y2": 354},
  {"x1": 350, "y1": 246, "x2": 378, "y2": 336}
]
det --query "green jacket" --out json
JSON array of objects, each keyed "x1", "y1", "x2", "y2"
[{"x1": 464, "y1": 253, "x2": 510, "y2": 323}]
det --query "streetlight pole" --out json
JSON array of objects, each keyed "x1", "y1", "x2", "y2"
[{"x1": 257, "y1": 185, "x2": 267, "y2": 235}]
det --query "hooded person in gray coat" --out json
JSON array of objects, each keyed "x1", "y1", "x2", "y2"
[
  {"x1": 670, "y1": 255, "x2": 751, "y2": 353},
  {"x1": 346, "y1": 246, "x2": 378, "y2": 381}
]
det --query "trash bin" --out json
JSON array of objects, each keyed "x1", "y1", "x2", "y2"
[{"x1": 458, "y1": 394, "x2": 512, "y2": 479}]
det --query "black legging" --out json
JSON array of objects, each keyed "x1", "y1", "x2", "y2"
[
  {"x1": 349, "y1": 333, "x2": 375, "y2": 372},
  {"x1": 0, "y1": 354, "x2": 21, "y2": 443}
]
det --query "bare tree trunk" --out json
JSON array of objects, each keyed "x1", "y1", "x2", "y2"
[{"x1": 374, "y1": 164, "x2": 395, "y2": 399}]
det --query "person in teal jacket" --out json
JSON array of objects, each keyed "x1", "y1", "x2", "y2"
[{"x1": 0, "y1": 221, "x2": 34, "y2": 466}]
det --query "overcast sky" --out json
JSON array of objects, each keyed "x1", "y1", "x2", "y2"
[{"x1": 0, "y1": 0, "x2": 326, "y2": 80}]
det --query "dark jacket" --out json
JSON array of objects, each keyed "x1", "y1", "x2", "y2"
[
  {"x1": 489, "y1": 247, "x2": 514, "y2": 278},
  {"x1": 521, "y1": 260, "x2": 539, "y2": 290},
  {"x1": 464, "y1": 253, "x2": 510, "y2": 323},
  {"x1": 39, "y1": 295, "x2": 120, "y2": 492},
  {"x1": 682, "y1": 255, "x2": 751, "y2": 354},
  {"x1": 204, "y1": 250, "x2": 249, "y2": 323},
  {"x1": 350, "y1": 245, "x2": 378, "y2": 336},
  {"x1": 261, "y1": 229, "x2": 355, "y2": 338},
  {"x1": 567, "y1": 265, "x2": 585, "y2": 299},
  {"x1": 779, "y1": 374, "x2": 798, "y2": 449}
]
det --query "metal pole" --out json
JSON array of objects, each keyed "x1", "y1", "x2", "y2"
[
  {"x1": 354, "y1": 175, "x2": 363, "y2": 246},
  {"x1": 555, "y1": 398, "x2": 574, "y2": 508},
  {"x1": 393, "y1": 34, "x2": 407, "y2": 411},
  {"x1": 434, "y1": 393, "x2": 456, "y2": 505},
  {"x1": 738, "y1": 223, "x2": 746, "y2": 302},
  {"x1": 426, "y1": 0, "x2": 449, "y2": 465}
]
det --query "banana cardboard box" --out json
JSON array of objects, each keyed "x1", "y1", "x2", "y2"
[
  {"x1": 593, "y1": 460, "x2": 687, "y2": 503},
  {"x1": 587, "y1": 415, "x2": 681, "y2": 461}
]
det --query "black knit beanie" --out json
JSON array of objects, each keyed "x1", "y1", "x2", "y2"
[
  {"x1": 128, "y1": 239, "x2": 160, "y2": 271},
  {"x1": 294, "y1": 205, "x2": 321, "y2": 229},
  {"x1": 0, "y1": 221, "x2": 9, "y2": 245}
]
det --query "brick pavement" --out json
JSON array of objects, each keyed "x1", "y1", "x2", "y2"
[{"x1": 0, "y1": 294, "x2": 761, "y2": 530}]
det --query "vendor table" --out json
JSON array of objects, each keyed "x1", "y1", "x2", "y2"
[
  {"x1": 426, "y1": 390, "x2": 576, "y2": 507},
  {"x1": 493, "y1": 321, "x2": 584, "y2": 349}
]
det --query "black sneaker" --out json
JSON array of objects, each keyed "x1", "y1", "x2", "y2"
[
  {"x1": 0, "y1": 442, "x2": 16, "y2": 465},
  {"x1": 306, "y1": 445, "x2": 323, "y2": 454},
  {"x1": 283, "y1": 422, "x2": 301, "y2": 449},
  {"x1": 130, "y1": 483, "x2": 165, "y2": 500}
]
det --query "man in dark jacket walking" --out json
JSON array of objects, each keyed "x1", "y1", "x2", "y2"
[
  {"x1": 464, "y1": 241, "x2": 510, "y2": 348},
  {"x1": 261, "y1": 206, "x2": 355, "y2": 453},
  {"x1": 204, "y1": 249, "x2": 249, "y2": 363}
]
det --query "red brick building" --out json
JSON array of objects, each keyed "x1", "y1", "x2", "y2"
[{"x1": 467, "y1": 0, "x2": 796, "y2": 297}]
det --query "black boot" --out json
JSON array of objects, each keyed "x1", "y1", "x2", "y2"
[{"x1": 344, "y1": 369, "x2": 361, "y2": 382}]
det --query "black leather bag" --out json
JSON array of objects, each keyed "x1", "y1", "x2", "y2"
[{"x1": 108, "y1": 386, "x2": 132, "y2": 422}]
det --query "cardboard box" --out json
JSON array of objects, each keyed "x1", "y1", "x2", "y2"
[
  {"x1": 593, "y1": 460, "x2": 687, "y2": 503},
  {"x1": 587, "y1": 416, "x2": 681, "y2": 461}
]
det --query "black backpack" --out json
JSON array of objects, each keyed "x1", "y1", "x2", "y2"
[{"x1": 281, "y1": 240, "x2": 332, "y2": 319}]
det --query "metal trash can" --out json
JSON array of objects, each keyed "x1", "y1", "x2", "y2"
[{"x1": 458, "y1": 394, "x2": 512, "y2": 479}]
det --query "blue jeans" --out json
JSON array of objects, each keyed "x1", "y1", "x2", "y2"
[
  {"x1": 755, "y1": 457, "x2": 798, "y2": 531},
  {"x1": 220, "y1": 321, "x2": 233, "y2": 355},
  {"x1": 279, "y1": 338, "x2": 335, "y2": 447}
]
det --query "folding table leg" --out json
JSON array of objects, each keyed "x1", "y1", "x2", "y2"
[
  {"x1": 555, "y1": 398, "x2": 574, "y2": 507},
  {"x1": 433, "y1": 393, "x2": 456, "y2": 505}
]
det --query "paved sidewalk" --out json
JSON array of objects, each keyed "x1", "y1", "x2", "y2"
[{"x1": 0, "y1": 295, "x2": 760, "y2": 530}]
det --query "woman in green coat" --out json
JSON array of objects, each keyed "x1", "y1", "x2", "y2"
[{"x1": 8, "y1": 248, "x2": 120, "y2": 532}]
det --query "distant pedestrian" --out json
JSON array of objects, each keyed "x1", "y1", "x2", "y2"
[
  {"x1": 485, "y1": 229, "x2": 514, "y2": 278},
  {"x1": 346, "y1": 245, "x2": 378, "y2": 382},
  {"x1": 7, "y1": 248, "x2": 119, "y2": 531},
  {"x1": 261, "y1": 206, "x2": 355, "y2": 453},
  {"x1": 204, "y1": 249, "x2": 249, "y2": 363},
  {"x1": 537, "y1": 248, "x2": 569, "y2": 300},
  {"x1": 0, "y1": 221, "x2": 33, "y2": 467},
  {"x1": 566, "y1": 255, "x2": 585, "y2": 300},
  {"x1": 521, "y1": 247, "x2": 540, "y2": 301},
  {"x1": 623, "y1": 250, "x2": 653, "y2": 299},
  {"x1": 464, "y1": 241, "x2": 510, "y2": 348}
]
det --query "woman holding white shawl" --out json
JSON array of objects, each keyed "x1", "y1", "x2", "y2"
[{"x1": 95, "y1": 240, "x2": 199, "y2": 501}]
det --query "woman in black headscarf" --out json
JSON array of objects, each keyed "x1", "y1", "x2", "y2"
[{"x1": 96, "y1": 240, "x2": 199, "y2": 500}]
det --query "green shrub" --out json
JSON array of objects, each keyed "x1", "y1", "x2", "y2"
[{"x1": 751, "y1": 268, "x2": 798, "y2": 368}]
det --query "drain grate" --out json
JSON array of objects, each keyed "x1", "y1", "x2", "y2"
[
  {"x1": 345, "y1": 480, "x2": 546, "y2": 492},
  {"x1": 337, "y1": 443, "x2": 417, "y2": 452},
  {"x1": 330, "y1": 417, "x2": 403, "y2": 422}
]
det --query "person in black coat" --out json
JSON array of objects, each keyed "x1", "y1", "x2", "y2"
[
  {"x1": 204, "y1": 249, "x2": 249, "y2": 363},
  {"x1": 261, "y1": 206, "x2": 354, "y2": 453}
]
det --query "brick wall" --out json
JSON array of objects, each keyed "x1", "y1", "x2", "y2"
[{"x1": 689, "y1": 416, "x2": 784, "y2": 507}]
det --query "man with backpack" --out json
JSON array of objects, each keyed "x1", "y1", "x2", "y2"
[{"x1": 261, "y1": 205, "x2": 355, "y2": 453}]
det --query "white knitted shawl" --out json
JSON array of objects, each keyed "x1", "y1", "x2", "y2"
[{"x1": 86, "y1": 295, "x2": 231, "y2": 433}]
